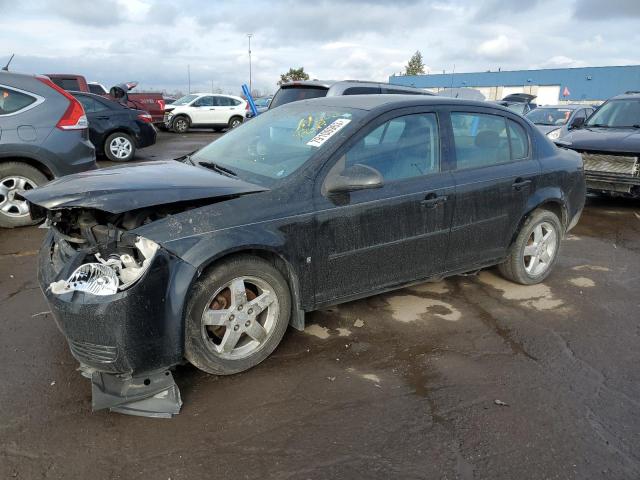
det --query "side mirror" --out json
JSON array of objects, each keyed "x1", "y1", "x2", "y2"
[
  {"x1": 570, "y1": 116, "x2": 585, "y2": 129},
  {"x1": 325, "y1": 164, "x2": 384, "y2": 194}
]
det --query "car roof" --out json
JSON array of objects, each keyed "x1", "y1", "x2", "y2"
[
  {"x1": 609, "y1": 92, "x2": 640, "y2": 100},
  {"x1": 533, "y1": 104, "x2": 583, "y2": 110},
  {"x1": 278, "y1": 80, "x2": 429, "y2": 94},
  {"x1": 297, "y1": 94, "x2": 508, "y2": 112}
]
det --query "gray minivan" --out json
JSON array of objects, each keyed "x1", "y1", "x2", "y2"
[
  {"x1": 268, "y1": 80, "x2": 433, "y2": 110},
  {"x1": 0, "y1": 70, "x2": 96, "y2": 227}
]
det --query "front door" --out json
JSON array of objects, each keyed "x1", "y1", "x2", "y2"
[
  {"x1": 445, "y1": 109, "x2": 539, "y2": 270},
  {"x1": 313, "y1": 110, "x2": 455, "y2": 306},
  {"x1": 189, "y1": 95, "x2": 216, "y2": 125}
]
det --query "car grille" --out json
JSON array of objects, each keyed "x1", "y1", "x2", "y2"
[
  {"x1": 69, "y1": 340, "x2": 117, "y2": 364},
  {"x1": 581, "y1": 153, "x2": 639, "y2": 176}
]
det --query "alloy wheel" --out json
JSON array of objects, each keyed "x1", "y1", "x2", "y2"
[
  {"x1": 523, "y1": 221, "x2": 558, "y2": 277},
  {"x1": 109, "y1": 136, "x2": 132, "y2": 160},
  {"x1": 0, "y1": 176, "x2": 36, "y2": 218},
  {"x1": 201, "y1": 276, "x2": 279, "y2": 360}
]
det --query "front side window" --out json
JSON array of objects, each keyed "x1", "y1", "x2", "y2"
[
  {"x1": 343, "y1": 113, "x2": 440, "y2": 182},
  {"x1": 586, "y1": 99, "x2": 640, "y2": 128},
  {"x1": 172, "y1": 94, "x2": 199, "y2": 106},
  {"x1": 0, "y1": 87, "x2": 37, "y2": 115},
  {"x1": 451, "y1": 112, "x2": 510, "y2": 169},
  {"x1": 194, "y1": 96, "x2": 214, "y2": 107}
]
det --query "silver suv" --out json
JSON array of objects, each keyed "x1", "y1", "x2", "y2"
[{"x1": 0, "y1": 70, "x2": 96, "y2": 227}]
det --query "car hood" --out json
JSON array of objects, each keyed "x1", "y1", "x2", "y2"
[
  {"x1": 23, "y1": 160, "x2": 268, "y2": 214},
  {"x1": 562, "y1": 127, "x2": 640, "y2": 153}
]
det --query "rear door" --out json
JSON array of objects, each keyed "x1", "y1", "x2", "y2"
[
  {"x1": 313, "y1": 108, "x2": 455, "y2": 305},
  {"x1": 215, "y1": 96, "x2": 243, "y2": 124},
  {"x1": 445, "y1": 108, "x2": 539, "y2": 270},
  {"x1": 75, "y1": 95, "x2": 115, "y2": 150}
]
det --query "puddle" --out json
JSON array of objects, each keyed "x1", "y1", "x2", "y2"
[
  {"x1": 336, "y1": 328, "x2": 352, "y2": 337},
  {"x1": 387, "y1": 295, "x2": 461, "y2": 322},
  {"x1": 569, "y1": 277, "x2": 596, "y2": 288},
  {"x1": 477, "y1": 271, "x2": 563, "y2": 310}
]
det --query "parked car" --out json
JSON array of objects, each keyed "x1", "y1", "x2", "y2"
[
  {"x1": 0, "y1": 70, "x2": 95, "y2": 228},
  {"x1": 45, "y1": 74, "x2": 166, "y2": 124},
  {"x1": 526, "y1": 104, "x2": 594, "y2": 140},
  {"x1": 268, "y1": 80, "x2": 434, "y2": 110},
  {"x1": 244, "y1": 96, "x2": 273, "y2": 119},
  {"x1": 494, "y1": 93, "x2": 537, "y2": 115},
  {"x1": 163, "y1": 93, "x2": 247, "y2": 133},
  {"x1": 555, "y1": 92, "x2": 640, "y2": 198},
  {"x1": 26, "y1": 95, "x2": 585, "y2": 415},
  {"x1": 72, "y1": 92, "x2": 157, "y2": 162}
]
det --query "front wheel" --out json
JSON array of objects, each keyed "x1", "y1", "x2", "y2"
[
  {"x1": 185, "y1": 256, "x2": 291, "y2": 375},
  {"x1": 104, "y1": 132, "x2": 136, "y2": 162},
  {"x1": 498, "y1": 209, "x2": 562, "y2": 285},
  {"x1": 172, "y1": 116, "x2": 190, "y2": 133}
]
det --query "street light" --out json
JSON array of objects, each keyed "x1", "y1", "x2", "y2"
[{"x1": 247, "y1": 33, "x2": 253, "y2": 94}]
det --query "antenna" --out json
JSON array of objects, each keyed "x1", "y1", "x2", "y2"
[{"x1": 2, "y1": 54, "x2": 15, "y2": 71}]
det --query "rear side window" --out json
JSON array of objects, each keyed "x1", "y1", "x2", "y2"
[
  {"x1": 216, "y1": 96, "x2": 236, "y2": 107},
  {"x1": 451, "y1": 112, "x2": 510, "y2": 169},
  {"x1": 0, "y1": 87, "x2": 37, "y2": 115},
  {"x1": 88, "y1": 84, "x2": 107, "y2": 95},
  {"x1": 50, "y1": 77, "x2": 80, "y2": 91},
  {"x1": 507, "y1": 119, "x2": 529, "y2": 159},
  {"x1": 343, "y1": 86, "x2": 380, "y2": 95},
  {"x1": 270, "y1": 87, "x2": 328, "y2": 108},
  {"x1": 76, "y1": 96, "x2": 109, "y2": 113}
]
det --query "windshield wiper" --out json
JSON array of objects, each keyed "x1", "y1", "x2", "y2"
[{"x1": 197, "y1": 161, "x2": 238, "y2": 177}]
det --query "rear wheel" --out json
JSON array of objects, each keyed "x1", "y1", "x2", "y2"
[
  {"x1": 185, "y1": 256, "x2": 291, "y2": 375},
  {"x1": 498, "y1": 209, "x2": 562, "y2": 285},
  {"x1": 104, "y1": 132, "x2": 135, "y2": 162},
  {"x1": 228, "y1": 116, "x2": 243, "y2": 130},
  {"x1": 0, "y1": 162, "x2": 47, "y2": 228}
]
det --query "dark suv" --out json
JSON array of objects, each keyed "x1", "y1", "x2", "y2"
[
  {"x1": 26, "y1": 95, "x2": 584, "y2": 416},
  {"x1": 0, "y1": 71, "x2": 96, "y2": 227}
]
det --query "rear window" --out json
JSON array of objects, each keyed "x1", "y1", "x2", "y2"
[
  {"x1": 0, "y1": 87, "x2": 37, "y2": 115},
  {"x1": 50, "y1": 77, "x2": 81, "y2": 91},
  {"x1": 270, "y1": 86, "x2": 328, "y2": 109},
  {"x1": 88, "y1": 84, "x2": 107, "y2": 95}
]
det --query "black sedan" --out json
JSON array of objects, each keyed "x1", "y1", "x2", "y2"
[
  {"x1": 72, "y1": 92, "x2": 156, "y2": 162},
  {"x1": 25, "y1": 95, "x2": 585, "y2": 416}
]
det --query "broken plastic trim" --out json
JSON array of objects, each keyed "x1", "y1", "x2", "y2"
[
  {"x1": 89, "y1": 368, "x2": 182, "y2": 418},
  {"x1": 49, "y1": 236, "x2": 159, "y2": 296}
]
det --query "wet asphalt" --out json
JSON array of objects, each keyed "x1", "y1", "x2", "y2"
[{"x1": 1, "y1": 131, "x2": 639, "y2": 479}]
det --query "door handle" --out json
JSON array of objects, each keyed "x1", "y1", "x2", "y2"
[
  {"x1": 512, "y1": 178, "x2": 532, "y2": 190},
  {"x1": 421, "y1": 193, "x2": 447, "y2": 208},
  {"x1": 96, "y1": 116, "x2": 109, "y2": 120},
  {"x1": 208, "y1": 108, "x2": 216, "y2": 110}
]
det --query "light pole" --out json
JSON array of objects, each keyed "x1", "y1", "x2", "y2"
[{"x1": 247, "y1": 33, "x2": 253, "y2": 94}]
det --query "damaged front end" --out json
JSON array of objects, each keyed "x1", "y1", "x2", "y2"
[{"x1": 37, "y1": 206, "x2": 197, "y2": 418}]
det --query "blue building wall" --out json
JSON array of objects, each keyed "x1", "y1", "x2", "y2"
[{"x1": 390, "y1": 65, "x2": 640, "y2": 101}]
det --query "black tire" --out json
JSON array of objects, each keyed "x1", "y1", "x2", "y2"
[
  {"x1": 0, "y1": 162, "x2": 48, "y2": 228},
  {"x1": 185, "y1": 256, "x2": 291, "y2": 375},
  {"x1": 172, "y1": 116, "x2": 190, "y2": 133},
  {"x1": 498, "y1": 209, "x2": 563, "y2": 285},
  {"x1": 104, "y1": 132, "x2": 136, "y2": 162},
  {"x1": 228, "y1": 116, "x2": 243, "y2": 130}
]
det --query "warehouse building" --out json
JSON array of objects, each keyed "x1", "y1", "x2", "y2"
[{"x1": 390, "y1": 65, "x2": 640, "y2": 105}]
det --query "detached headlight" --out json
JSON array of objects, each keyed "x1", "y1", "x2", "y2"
[
  {"x1": 547, "y1": 128, "x2": 562, "y2": 140},
  {"x1": 49, "y1": 236, "x2": 159, "y2": 296}
]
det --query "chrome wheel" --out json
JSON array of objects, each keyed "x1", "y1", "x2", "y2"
[
  {"x1": 109, "y1": 136, "x2": 132, "y2": 160},
  {"x1": 0, "y1": 176, "x2": 36, "y2": 218},
  {"x1": 201, "y1": 276, "x2": 279, "y2": 360},
  {"x1": 523, "y1": 221, "x2": 558, "y2": 276}
]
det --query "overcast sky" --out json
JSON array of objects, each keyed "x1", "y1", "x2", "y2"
[{"x1": 1, "y1": 0, "x2": 639, "y2": 96}]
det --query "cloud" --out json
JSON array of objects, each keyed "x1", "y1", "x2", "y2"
[
  {"x1": 476, "y1": 34, "x2": 527, "y2": 61},
  {"x1": 53, "y1": 0, "x2": 125, "y2": 26},
  {"x1": 573, "y1": 0, "x2": 640, "y2": 19}
]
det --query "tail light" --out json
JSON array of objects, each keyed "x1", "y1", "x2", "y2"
[
  {"x1": 245, "y1": 102, "x2": 250, "y2": 110},
  {"x1": 36, "y1": 76, "x2": 88, "y2": 130},
  {"x1": 157, "y1": 99, "x2": 165, "y2": 111},
  {"x1": 137, "y1": 113, "x2": 153, "y2": 123}
]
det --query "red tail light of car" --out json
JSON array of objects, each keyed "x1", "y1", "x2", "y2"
[
  {"x1": 36, "y1": 76, "x2": 88, "y2": 131},
  {"x1": 137, "y1": 113, "x2": 153, "y2": 123},
  {"x1": 157, "y1": 99, "x2": 166, "y2": 111}
]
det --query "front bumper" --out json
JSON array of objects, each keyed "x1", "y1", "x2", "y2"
[
  {"x1": 585, "y1": 171, "x2": 640, "y2": 195},
  {"x1": 38, "y1": 231, "x2": 195, "y2": 376}
]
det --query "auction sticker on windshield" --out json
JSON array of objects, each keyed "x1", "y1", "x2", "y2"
[{"x1": 306, "y1": 118, "x2": 351, "y2": 147}]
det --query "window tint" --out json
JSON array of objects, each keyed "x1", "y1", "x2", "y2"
[
  {"x1": 344, "y1": 113, "x2": 439, "y2": 182},
  {"x1": 451, "y1": 112, "x2": 510, "y2": 169},
  {"x1": 194, "y1": 96, "x2": 214, "y2": 107},
  {"x1": 216, "y1": 96, "x2": 236, "y2": 107},
  {"x1": 381, "y1": 87, "x2": 424, "y2": 95},
  {"x1": 231, "y1": 98, "x2": 242, "y2": 106},
  {"x1": 88, "y1": 84, "x2": 107, "y2": 95},
  {"x1": 0, "y1": 87, "x2": 37, "y2": 115},
  {"x1": 508, "y1": 119, "x2": 529, "y2": 159},
  {"x1": 343, "y1": 86, "x2": 380, "y2": 95},
  {"x1": 76, "y1": 96, "x2": 96, "y2": 113},
  {"x1": 51, "y1": 78, "x2": 80, "y2": 91},
  {"x1": 270, "y1": 86, "x2": 328, "y2": 108}
]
